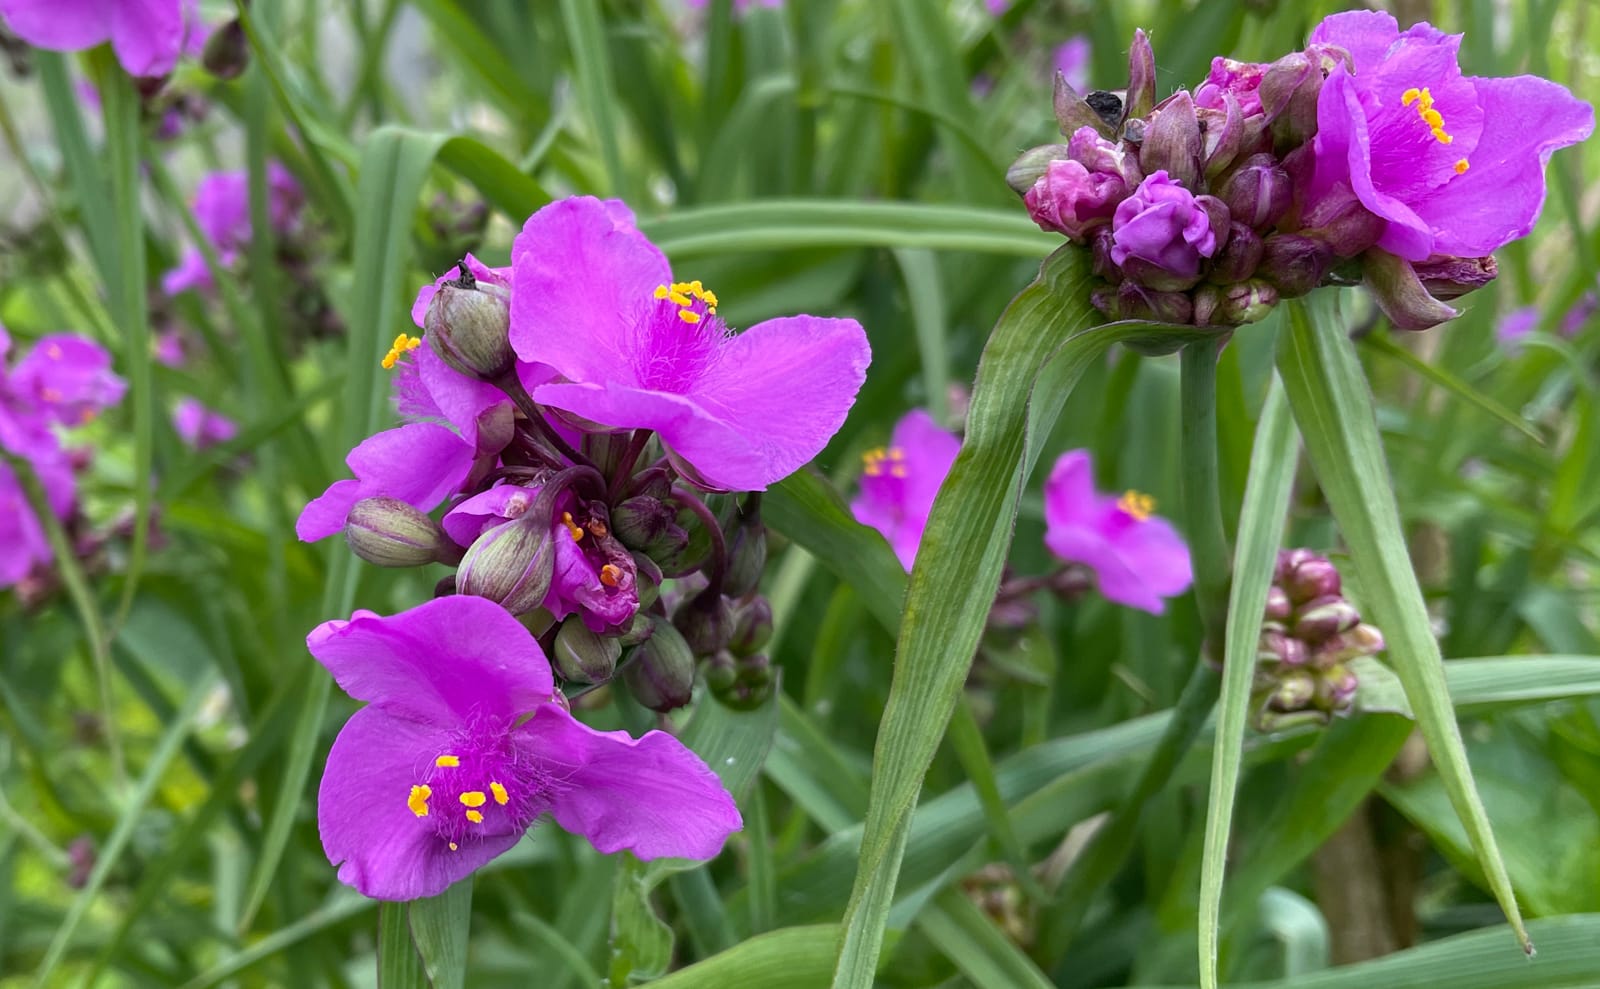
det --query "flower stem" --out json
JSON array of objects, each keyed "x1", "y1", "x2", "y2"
[
  {"x1": 1180, "y1": 339, "x2": 1233, "y2": 648},
  {"x1": 671, "y1": 487, "x2": 728, "y2": 597},
  {"x1": 493, "y1": 371, "x2": 597, "y2": 471},
  {"x1": 607, "y1": 429, "x2": 653, "y2": 502}
]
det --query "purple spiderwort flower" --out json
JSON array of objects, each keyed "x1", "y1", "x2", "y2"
[
  {"x1": 0, "y1": 0, "x2": 185, "y2": 77},
  {"x1": 1022, "y1": 127, "x2": 1142, "y2": 241},
  {"x1": 310, "y1": 596, "x2": 741, "y2": 901},
  {"x1": 1043, "y1": 449, "x2": 1192, "y2": 614},
  {"x1": 1195, "y1": 57, "x2": 1268, "y2": 116},
  {"x1": 172, "y1": 397, "x2": 236, "y2": 450},
  {"x1": 0, "y1": 455, "x2": 73, "y2": 587},
  {"x1": 296, "y1": 423, "x2": 478, "y2": 543},
  {"x1": 1304, "y1": 10, "x2": 1593, "y2": 262},
  {"x1": 153, "y1": 330, "x2": 186, "y2": 368},
  {"x1": 1110, "y1": 170, "x2": 1220, "y2": 281},
  {"x1": 442, "y1": 484, "x2": 540, "y2": 548},
  {"x1": 164, "y1": 162, "x2": 304, "y2": 297},
  {"x1": 1054, "y1": 36, "x2": 1092, "y2": 95},
  {"x1": 510, "y1": 197, "x2": 870, "y2": 492},
  {"x1": 1495, "y1": 306, "x2": 1538, "y2": 350},
  {"x1": 849, "y1": 409, "x2": 961, "y2": 571}
]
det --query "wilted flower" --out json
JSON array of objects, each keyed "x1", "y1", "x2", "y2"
[
  {"x1": 310, "y1": 596, "x2": 741, "y2": 900},
  {"x1": 1042, "y1": 449, "x2": 1192, "y2": 614},
  {"x1": 172, "y1": 397, "x2": 236, "y2": 450},
  {"x1": 509, "y1": 197, "x2": 870, "y2": 492},
  {"x1": 849, "y1": 409, "x2": 961, "y2": 570},
  {"x1": 1302, "y1": 11, "x2": 1592, "y2": 263}
]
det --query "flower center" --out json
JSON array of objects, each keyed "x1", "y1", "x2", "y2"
[
  {"x1": 381, "y1": 333, "x2": 422, "y2": 370},
  {"x1": 1117, "y1": 490, "x2": 1155, "y2": 521},
  {"x1": 653, "y1": 280, "x2": 719, "y2": 323},
  {"x1": 404, "y1": 725, "x2": 546, "y2": 849},
  {"x1": 633, "y1": 279, "x2": 727, "y2": 391},
  {"x1": 1400, "y1": 87, "x2": 1469, "y2": 174},
  {"x1": 862, "y1": 446, "x2": 908, "y2": 478}
]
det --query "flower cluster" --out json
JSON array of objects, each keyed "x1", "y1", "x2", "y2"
[
  {"x1": 0, "y1": 325, "x2": 124, "y2": 593},
  {"x1": 300, "y1": 195, "x2": 869, "y2": 898},
  {"x1": 1009, "y1": 14, "x2": 1592, "y2": 331},
  {"x1": 1252, "y1": 549, "x2": 1384, "y2": 730}
]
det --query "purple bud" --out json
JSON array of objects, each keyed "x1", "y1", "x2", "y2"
[
  {"x1": 1219, "y1": 154, "x2": 1292, "y2": 230},
  {"x1": 1363, "y1": 248, "x2": 1461, "y2": 331},
  {"x1": 1258, "y1": 234, "x2": 1334, "y2": 298},
  {"x1": 1194, "y1": 57, "x2": 1267, "y2": 115},
  {"x1": 1124, "y1": 29, "x2": 1157, "y2": 121},
  {"x1": 1113, "y1": 281, "x2": 1194, "y2": 324},
  {"x1": 424, "y1": 264, "x2": 515, "y2": 380},
  {"x1": 1314, "y1": 663, "x2": 1359, "y2": 713},
  {"x1": 613, "y1": 494, "x2": 678, "y2": 552},
  {"x1": 622, "y1": 616, "x2": 697, "y2": 713},
  {"x1": 473, "y1": 403, "x2": 515, "y2": 457},
  {"x1": 456, "y1": 517, "x2": 555, "y2": 616},
  {"x1": 1264, "y1": 584, "x2": 1292, "y2": 622},
  {"x1": 730, "y1": 595, "x2": 774, "y2": 656},
  {"x1": 1207, "y1": 223, "x2": 1263, "y2": 284},
  {"x1": 552, "y1": 618, "x2": 621, "y2": 683},
  {"x1": 1219, "y1": 279, "x2": 1278, "y2": 326},
  {"x1": 344, "y1": 497, "x2": 457, "y2": 568},
  {"x1": 1292, "y1": 595, "x2": 1362, "y2": 642},
  {"x1": 722, "y1": 513, "x2": 767, "y2": 599},
  {"x1": 1068, "y1": 126, "x2": 1144, "y2": 187},
  {"x1": 674, "y1": 591, "x2": 736, "y2": 656},
  {"x1": 1090, "y1": 227, "x2": 1121, "y2": 282},
  {"x1": 1111, "y1": 170, "x2": 1219, "y2": 289},
  {"x1": 1139, "y1": 91, "x2": 1204, "y2": 190},
  {"x1": 1199, "y1": 94, "x2": 1257, "y2": 182},
  {"x1": 1315, "y1": 622, "x2": 1386, "y2": 666},
  {"x1": 625, "y1": 466, "x2": 674, "y2": 502},
  {"x1": 1257, "y1": 51, "x2": 1323, "y2": 148},
  {"x1": 201, "y1": 19, "x2": 250, "y2": 80},
  {"x1": 1024, "y1": 159, "x2": 1127, "y2": 240},
  {"x1": 1413, "y1": 254, "x2": 1499, "y2": 301},
  {"x1": 1281, "y1": 551, "x2": 1341, "y2": 602}
]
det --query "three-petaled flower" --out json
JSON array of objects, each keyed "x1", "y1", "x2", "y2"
[{"x1": 849, "y1": 409, "x2": 961, "y2": 571}]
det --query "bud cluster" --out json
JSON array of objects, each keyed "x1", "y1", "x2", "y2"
[
  {"x1": 1252, "y1": 549, "x2": 1383, "y2": 730},
  {"x1": 1009, "y1": 31, "x2": 1497, "y2": 330}
]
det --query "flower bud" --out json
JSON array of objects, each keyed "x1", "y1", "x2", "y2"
[
  {"x1": 720, "y1": 653, "x2": 775, "y2": 711},
  {"x1": 423, "y1": 264, "x2": 515, "y2": 380},
  {"x1": 1112, "y1": 171, "x2": 1220, "y2": 290},
  {"x1": 730, "y1": 595, "x2": 774, "y2": 656},
  {"x1": 1258, "y1": 51, "x2": 1323, "y2": 148},
  {"x1": 1219, "y1": 154, "x2": 1292, "y2": 231},
  {"x1": 632, "y1": 552, "x2": 663, "y2": 609},
  {"x1": 1279, "y1": 550, "x2": 1341, "y2": 602},
  {"x1": 1292, "y1": 595, "x2": 1362, "y2": 642},
  {"x1": 1113, "y1": 281, "x2": 1194, "y2": 325},
  {"x1": 1258, "y1": 234, "x2": 1334, "y2": 298},
  {"x1": 617, "y1": 611, "x2": 655, "y2": 648},
  {"x1": 201, "y1": 19, "x2": 250, "y2": 80},
  {"x1": 344, "y1": 497, "x2": 456, "y2": 568},
  {"x1": 1199, "y1": 95, "x2": 1257, "y2": 182},
  {"x1": 1264, "y1": 584, "x2": 1292, "y2": 622},
  {"x1": 1207, "y1": 223, "x2": 1263, "y2": 284},
  {"x1": 1023, "y1": 160, "x2": 1128, "y2": 241},
  {"x1": 1363, "y1": 248, "x2": 1460, "y2": 331},
  {"x1": 1090, "y1": 227, "x2": 1121, "y2": 282},
  {"x1": 622, "y1": 616, "x2": 697, "y2": 712},
  {"x1": 1413, "y1": 254, "x2": 1498, "y2": 300},
  {"x1": 625, "y1": 466, "x2": 674, "y2": 502},
  {"x1": 552, "y1": 618, "x2": 621, "y2": 684},
  {"x1": 1055, "y1": 76, "x2": 1114, "y2": 139},
  {"x1": 1219, "y1": 279, "x2": 1278, "y2": 325},
  {"x1": 613, "y1": 495, "x2": 678, "y2": 551},
  {"x1": 1314, "y1": 664, "x2": 1359, "y2": 713},
  {"x1": 722, "y1": 512, "x2": 767, "y2": 599},
  {"x1": 1314, "y1": 623, "x2": 1386, "y2": 666},
  {"x1": 674, "y1": 591, "x2": 735, "y2": 656},
  {"x1": 1006, "y1": 143, "x2": 1071, "y2": 195},
  {"x1": 1124, "y1": 29, "x2": 1157, "y2": 121},
  {"x1": 1139, "y1": 91, "x2": 1203, "y2": 191},
  {"x1": 1267, "y1": 669, "x2": 1317, "y2": 712},
  {"x1": 1259, "y1": 628, "x2": 1309, "y2": 668},
  {"x1": 474, "y1": 402, "x2": 515, "y2": 457},
  {"x1": 456, "y1": 517, "x2": 554, "y2": 615},
  {"x1": 703, "y1": 650, "x2": 739, "y2": 694}
]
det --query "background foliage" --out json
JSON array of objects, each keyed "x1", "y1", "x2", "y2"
[{"x1": 1, "y1": 0, "x2": 1598, "y2": 986}]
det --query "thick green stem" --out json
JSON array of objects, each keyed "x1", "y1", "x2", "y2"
[{"x1": 1180, "y1": 340, "x2": 1233, "y2": 647}]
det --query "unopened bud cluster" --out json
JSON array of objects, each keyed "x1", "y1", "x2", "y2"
[
  {"x1": 1009, "y1": 31, "x2": 1497, "y2": 330},
  {"x1": 1252, "y1": 549, "x2": 1383, "y2": 730}
]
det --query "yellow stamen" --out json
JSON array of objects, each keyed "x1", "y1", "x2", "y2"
[
  {"x1": 599, "y1": 564, "x2": 622, "y2": 587},
  {"x1": 861, "y1": 446, "x2": 888, "y2": 477},
  {"x1": 460, "y1": 791, "x2": 487, "y2": 807},
  {"x1": 1453, "y1": 158, "x2": 1469, "y2": 174},
  {"x1": 1117, "y1": 490, "x2": 1156, "y2": 522},
  {"x1": 490, "y1": 781, "x2": 509, "y2": 805},
  {"x1": 1401, "y1": 87, "x2": 1422, "y2": 106},
  {"x1": 562, "y1": 511, "x2": 584, "y2": 542},
  {"x1": 667, "y1": 290, "x2": 692, "y2": 307},
  {"x1": 587, "y1": 519, "x2": 609, "y2": 538},
  {"x1": 653, "y1": 285, "x2": 669, "y2": 299},
  {"x1": 435, "y1": 754, "x2": 460, "y2": 768},
  {"x1": 407, "y1": 785, "x2": 432, "y2": 818},
  {"x1": 889, "y1": 465, "x2": 908, "y2": 478},
  {"x1": 381, "y1": 333, "x2": 422, "y2": 370},
  {"x1": 678, "y1": 309, "x2": 702, "y2": 324},
  {"x1": 1401, "y1": 85, "x2": 1454, "y2": 144},
  {"x1": 449, "y1": 842, "x2": 459, "y2": 851},
  {"x1": 465, "y1": 809, "x2": 484, "y2": 824}
]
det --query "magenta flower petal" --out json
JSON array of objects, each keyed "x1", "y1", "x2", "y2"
[
  {"x1": 318, "y1": 706, "x2": 521, "y2": 901},
  {"x1": 9, "y1": 334, "x2": 126, "y2": 428},
  {"x1": 1042, "y1": 449, "x2": 1193, "y2": 615},
  {"x1": 162, "y1": 248, "x2": 214, "y2": 297},
  {"x1": 109, "y1": 0, "x2": 185, "y2": 77},
  {"x1": 1308, "y1": 9, "x2": 1404, "y2": 73},
  {"x1": 0, "y1": 457, "x2": 69, "y2": 587},
  {"x1": 524, "y1": 705, "x2": 742, "y2": 861},
  {"x1": 306, "y1": 596, "x2": 554, "y2": 724},
  {"x1": 1411, "y1": 75, "x2": 1594, "y2": 257},
  {"x1": 294, "y1": 422, "x2": 476, "y2": 541},
  {"x1": 0, "y1": 0, "x2": 108, "y2": 51},
  {"x1": 850, "y1": 409, "x2": 961, "y2": 570},
  {"x1": 508, "y1": 197, "x2": 670, "y2": 378},
  {"x1": 442, "y1": 484, "x2": 540, "y2": 547},
  {"x1": 172, "y1": 397, "x2": 237, "y2": 449},
  {"x1": 543, "y1": 506, "x2": 638, "y2": 633}
]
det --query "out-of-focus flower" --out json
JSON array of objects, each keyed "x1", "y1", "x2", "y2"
[
  {"x1": 849, "y1": 409, "x2": 961, "y2": 570},
  {"x1": 310, "y1": 596, "x2": 741, "y2": 901},
  {"x1": 1303, "y1": 10, "x2": 1592, "y2": 263},
  {"x1": 0, "y1": 0, "x2": 185, "y2": 77},
  {"x1": 684, "y1": 0, "x2": 782, "y2": 11},
  {"x1": 172, "y1": 397, "x2": 236, "y2": 449},
  {"x1": 1042, "y1": 449, "x2": 1192, "y2": 614},
  {"x1": 1053, "y1": 36, "x2": 1091, "y2": 95},
  {"x1": 153, "y1": 330, "x2": 185, "y2": 368},
  {"x1": 1495, "y1": 306, "x2": 1539, "y2": 349},
  {"x1": 164, "y1": 162, "x2": 304, "y2": 297},
  {"x1": 510, "y1": 197, "x2": 870, "y2": 492}
]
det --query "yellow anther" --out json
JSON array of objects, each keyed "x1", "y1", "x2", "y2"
[
  {"x1": 1432, "y1": 129, "x2": 1453, "y2": 144},
  {"x1": 688, "y1": 280, "x2": 704, "y2": 293},
  {"x1": 599, "y1": 564, "x2": 622, "y2": 587},
  {"x1": 1117, "y1": 490, "x2": 1156, "y2": 522},
  {"x1": 654, "y1": 285, "x2": 669, "y2": 299},
  {"x1": 888, "y1": 447, "x2": 906, "y2": 460},
  {"x1": 465, "y1": 809, "x2": 484, "y2": 824},
  {"x1": 1454, "y1": 158, "x2": 1469, "y2": 174},
  {"x1": 1402, "y1": 85, "x2": 1452, "y2": 144},
  {"x1": 435, "y1": 754, "x2": 460, "y2": 768},
  {"x1": 562, "y1": 512, "x2": 584, "y2": 542},
  {"x1": 449, "y1": 842, "x2": 459, "y2": 851},
  {"x1": 490, "y1": 781, "x2": 509, "y2": 805},
  {"x1": 407, "y1": 785, "x2": 432, "y2": 818},
  {"x1": 678, "y1": 310, "x2": 702, "y2": 324},
  {"x1": 668, "y1": 290, "x2": 692, "y2": 307},
  {"x1": 890, "y1": 465, "x2": 908, "y2": 478},
  {"x1": 381, "y1": 333, "x2": 422, "y2": 370},
  {"x1": 862, "y1": 446, "x2": 888, "y2": 476},
  {"x1": 1421, "y1": 108, "x2": 1443, "y2": 128},
  {"x1": 702, "y1": 289, "x2": 719, "y2": 308},
  {"x1": 1401, "y1": 87, "x2": 1421, "y2": 106},
  {"x1": 460, "y1": 791, "x2": 487, "y2": 807}
]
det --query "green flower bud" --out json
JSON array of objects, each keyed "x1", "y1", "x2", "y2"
[
  {"x1": 201, "y1": 19, "x2": 250, "y2": 80},
  {"x1": 623, "y1": 616, "x2": 697, "y2": 712},
  {"x1": 424, "y1": 263, "x2": 515, "y2": 380},
  {"x1": 344, "y1": 497, "x2": 456, "y2": 568},
  {"x1": 722, "y1": 507, "x2": 767, "y2": 598},
  {"x1": 729, "y1": 596, "x2": 773, "y2": 657},
  {"x1": 617, "y1": 611, "x2": 655, "y2": 648},
  {"x1": 456, "y1": 517, "x2": 554, "y2": 616},
  {"x1": 1139, "y1": 90, "x2": 1203, "y2": 191},
  {"x1": 674, "y1": 591, "x2": 735, "y2": 657},
  {"x1": 553, "y1": 618, "x2": 621, "y2": 684},
  {"x1": 612, "y1": 495, "x2": 678, "y2": 552}
]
